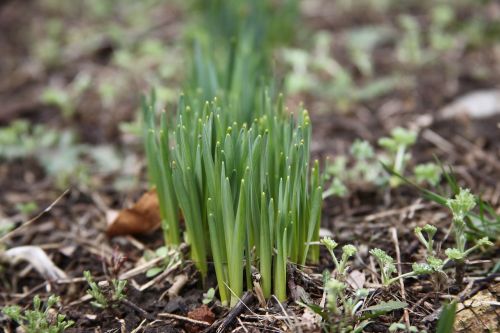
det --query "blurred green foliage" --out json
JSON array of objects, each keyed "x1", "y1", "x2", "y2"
[{"x1": 282, "y1": 0, "x2": 500, "y2": 111}]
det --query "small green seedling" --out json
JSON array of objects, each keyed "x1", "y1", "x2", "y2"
[
  {"x1": 414, "y1": 224, "x2": 437, "y2": 256},
  {"x1": 202, "y1": 288, "x2": 216, "y2": 305},
  {"x1": 322, "y1": 278, "x2": 370, "y2": 331},
  {"x1": 16, "y1": 202, "x2": 39, "y2": 216},
  {"x1": 414, "y1": 163, "x2": 442, "y2": 187},
  {"x1": 444, "y1": 187, "x2": 494, "y2": 286},
  {"x1": 413, "y1": 256, "x2": 444, "y2": 275},
  {"x1": 84, "y1": 271, "x2": 127, "y2": 309},
  {"x1": 445, "y1": 237, "x2": 493, "y2": 262},
  {"x1": 351, "y1": 139, "x2": 375, "y2": 161},
  {"x1": 299, "y1": 239, "x2": 370, "y2": 331},
  {"x1": 144, "y1": 246, "x2": 182, "y2": 278},
  {"x1": 84, "y1": 271, "x2": 108, "y2": 308},
  {"x1": 320, "y1": 238, "x2": 357, "y2": 278},
  {"x1": 429, "y1": 5, "x2": 456, "y2": 52},
  {"x1": 323, "y1": 177, "x2": 348, "y2": 198},
  {"x1": 325, "y1": 278, "x2": 345, "y2": 315},
  {"x1": 389, "y1": 322, "x2": 426, "y2": 333},
  {"x1": 397, "y1": 15, "x2": 427, "y2": 66},
  {"x1": 411, "y1": 225, "x2": 446, "y2": 284},
  {"x1": 378, "y1": 127, "x2": 417, "y2": 187},
  {"x1": 369, "y1": 248, "x2": 397, "y2": 286},
  {"x1": 350, "y1": 139, "x2": 379, "y2": 183},
  {"x1": 2, "y1": 295, "x2": 74, "y2": 333},
  {"x1": 326, "y1": 156, "x2": 347, "y2": 178},
  {"x1": 447, "y1": 188, "x2": 476, "y2": 253}
]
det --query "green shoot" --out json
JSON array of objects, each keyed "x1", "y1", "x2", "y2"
[
  {"x1": 202, "y1": 288, "x2": 216, "y2": 305},
  {"x1": 84, "y1": 271, "x2": 127, "y2": 309},
  {"x1": 378, "y1": 127, "x2": 417, "y2": 187},
  {"x1": 446, "y1": 188, "x2": 476, "y2": 253},
  {"x1": 383, "y1": 160, "x2": 500, "y2": 239},
  {"x1": 414, "y1": 163, "x2": 442, "y2": 187},
  {"x1": 436, "y1": 301, "x2": 457, "y2": 333},
  {"x1": 414, "y1": 224, "x2": 437, "y2": 256},
  {"x1": 369, "y1": 248, "x2": 397, "y2": 286},
  {"x1": 84, "y1": 271, "x2": 108, "y2": 308},
  {"x1": 321, "y1": 238, "x2": 357, "y2": 278},
  {"x1": 142, "y1": 0, "x2": 322, "y2": 308}
]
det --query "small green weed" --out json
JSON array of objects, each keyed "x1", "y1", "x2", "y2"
[
  {"x1": 324, "y1": 132, "x2": 442, "y2": 197},
  {"x1": 83, "y1": 271, "x2": 127, "y2": 309},
  {"x1": 202, "y1": 288, "x2": 216, "y2": 305},
  {"x1": 2, "y1": 295, "x2": 74, "y2": 333}
]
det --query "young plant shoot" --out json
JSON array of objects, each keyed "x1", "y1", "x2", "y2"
[{"x1": 378, "y1": 127, "x2": 417, "y2": 187}]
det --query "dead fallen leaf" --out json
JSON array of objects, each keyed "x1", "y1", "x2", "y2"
[
  {"x1": 346, "y1": 270, "x2": 366, "y2": 290},
  {"x1": 441, "y1": 89, "x2": 500, "y2": 119},
  {"x1": 188, "y1": 305, "x2": 215, "y2": 324},
  {"x1": 106, "y1": 188, "x2": 161, "y2": 237},
  {"x1": 2, "y1": 245, "x2": 67, "y2": 280},
  {"x1": 299, "y1": 307, "x2": 321, "y2": 331},
  {"x1": 454, "y1": 283, "x2": 499, "y2": 332},
  {"x1": 185, "y1": 305, "x2": 215, "y2": 332}
]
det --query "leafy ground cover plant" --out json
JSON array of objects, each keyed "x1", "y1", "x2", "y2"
[
  {"x1": 302, "y1": 238, "x2": 412, "y2": 332},
  {"x1": 324, "y1": 131, "x2": 442, "y2": 197},
  {"x1": 369, "y1": 218, "x2": 492, "y2": 289},
  {"x1": 386, "y1": 162, "x2": 500, "y2": 241},
  {"x1": 0, "y1": 120, "x2": 125, "y2": 189},
  {"x1": 2, "y1": 295, "x2": 74, "y2": 333},
  {"x1": 282, "y1": 31, "x2": 402, "y2": 112},
  {"x1": 307, "y1": 197, "x2": 492, "y2": 332}
]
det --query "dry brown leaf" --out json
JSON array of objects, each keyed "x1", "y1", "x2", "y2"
[
  {"x1": 346, "y1": 269, "x2": 366, "y2": 290},
  {"x1": 188, "y1": 305, "x2": 215, "y2": 324},
  {"x1": 106, "y1": 188, "x2": 161, "y2": 237},
  {"x1": 185, "y1": 305, "x2": 215, "y2": 333},
  {"x1": 299, "y1": 307, "x2": 321, "y2": 331},
  {"x1": 454, "y1": 283, "x2": 499, "y2": 332}
]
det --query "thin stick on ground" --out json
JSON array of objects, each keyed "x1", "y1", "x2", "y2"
[
  {"x1": 0, "y1": 189, "x2": 70, "y2": 243},
  {"x1": 123, "y1": 298, "x2": 155, "y2": 321},
  {"x1": 203, "y1": 291, "x2": 255, "y2": 333},
  {"x1": 158, "y1": 312, "x2": 211, "y2": 326},
  {"x1": 391, "y1": 227, "x2": 411, "y2": 330}
]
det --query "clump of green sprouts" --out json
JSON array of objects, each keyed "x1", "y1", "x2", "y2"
[
  {"x1": 144, "y1": 93, "x2": 322, "y2": 307},
  {"x1": 2, "y1": 295, "x2": 74, "y2": 333},
  {"x1": 84, "y1": 271, "x2": 127, "y2": 309},
  {"x1": 324, "y1": 130, "x2": 442, "y2": 197},
  {"x1": 142, "y1": 0, "x2": 318, "y2": 308}
]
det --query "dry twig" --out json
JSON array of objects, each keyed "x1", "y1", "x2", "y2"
[{"x1": 391, "y1": 227, "x2": 411, "y2": 330}]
